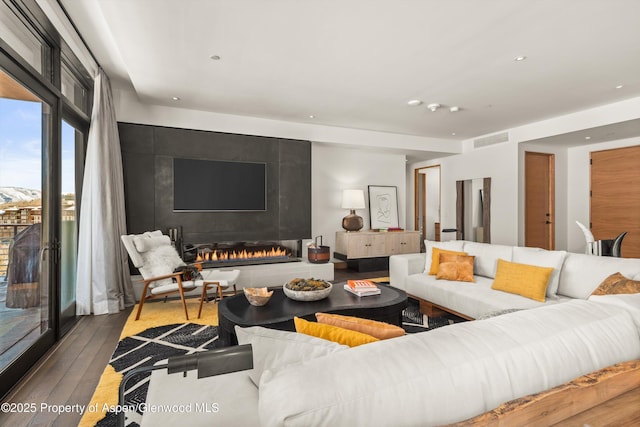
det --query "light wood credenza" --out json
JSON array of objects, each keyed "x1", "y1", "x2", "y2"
[{"x1": 334, "y1": 230, "x2": 420, "y2": 272}]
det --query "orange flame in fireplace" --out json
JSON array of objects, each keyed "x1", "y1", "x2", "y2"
[{"x1": 196, "y1": 247, "x2": 289, "y2": 262}]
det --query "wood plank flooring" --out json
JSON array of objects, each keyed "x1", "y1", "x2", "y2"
[
  {"x1": 0, "y1": 309, "x2": 130, "y2": 427},
  {"x1": 1, "y1": 267, "x2": 636, "y2": 426}
]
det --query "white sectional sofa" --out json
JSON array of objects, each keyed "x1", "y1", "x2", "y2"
[
  {"x1": 138, "y1": 242, "x2": 640, "y2": 426},
  {"x1": 141, "y1": 299, "x2": 640, "y2": 426},
  {"x1": 390, "y1": 240, "x2": 640, "y2": 319}
]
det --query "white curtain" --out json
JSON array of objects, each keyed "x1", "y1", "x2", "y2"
[{"x1": 76, "y1": 68, "x2": 134, "y2": 315}]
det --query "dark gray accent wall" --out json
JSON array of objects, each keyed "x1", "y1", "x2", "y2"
[{"x1": 119, "y1": 122, "x2": 311, "y2": 244}]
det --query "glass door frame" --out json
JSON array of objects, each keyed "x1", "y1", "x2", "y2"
[
  {"x1": 0, "y1": 49, "x2": 58, "y2": 398},
  {"x1": 0, "y1": 0, "x2": 92, "y2": 399}
]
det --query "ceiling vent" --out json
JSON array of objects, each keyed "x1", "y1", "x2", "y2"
[{"x1": 473, "y1": 132, "x2": 509, "y2": 149}]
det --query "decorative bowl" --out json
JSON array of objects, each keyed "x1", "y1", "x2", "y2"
[
  {"x1": 243, "y1": 287, "x2": 273, "y2": 306},
  {"x1": 283, "y1": 278, "x2": 333, "y2": 302}
]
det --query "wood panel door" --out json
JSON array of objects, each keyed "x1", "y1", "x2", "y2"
[
  {"x1": 525, "y1": 152, "x2": 555, "y2": 249},
  {"x1": 591, "y1": 145, "x2": 640, "y2": 258}
]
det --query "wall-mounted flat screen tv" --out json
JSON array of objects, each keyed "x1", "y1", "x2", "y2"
[{"x1": 173, "y1": 158, "x2": 267, "y2": 211}]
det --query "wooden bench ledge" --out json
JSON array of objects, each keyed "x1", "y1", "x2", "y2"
[{"x1": 446, "y1": 360, "x2": 640, "y2": 426}]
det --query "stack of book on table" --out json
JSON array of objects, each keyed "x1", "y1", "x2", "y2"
[{"x1": 344, "y1": 279, "x2": 381, "y2": 297}]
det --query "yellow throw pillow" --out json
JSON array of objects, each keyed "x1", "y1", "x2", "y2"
[
  {"x1": 294, "y1": 317, "x2": 379, "y2": 347},
  {"x1": 436, "y1": 253, "x2": 475, "y2": 282},
  {"x1": 591, "y1": 272, "x2": 640, "y2": 295},
  {"x1": 429, "y1": 248, "x2": 468, "y2": 275},
  {"x1": 315, "y1": 313, "x2": 405, "y2": 340},
  {"x1": 491, "y1": 259, "x2": 553, "y2": 302}
]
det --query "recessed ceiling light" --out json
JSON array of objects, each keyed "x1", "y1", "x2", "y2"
[
  {"x1": 308, "y1": 115, "x2": 315, "y2": 119},
  {"x1": 210, "y1": 55, "x2": 221, "y2": 60},
  {"x1": 407, "y1": 99, "x2": 423, "y2": 107},
  {"x1": 449, "y1": 106, "x2": 460, "y2": 112},
  {"x1": 451, "y1": 132, "x2": 456, "y2": 136},
  {"x1": 615, "y1": 84, "x2": 624, "y2": 89},
  {"x1": 585, "y1": 136, "x2": 591, "y2": 140},
  {"x1": 171, "y1": 96, "x2": 180, "y2": 101},
  {"x1": 427, "y1": 103, "x2": 441, "y2": 112},
  {"x1": 514, "y1": 56, "x2": 527, "y2": 61}
]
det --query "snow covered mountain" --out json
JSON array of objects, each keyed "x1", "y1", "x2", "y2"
[{"x1": 0, "y1": 187, "x2": 42, "y2": 204}]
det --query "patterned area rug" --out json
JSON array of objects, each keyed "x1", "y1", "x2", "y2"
[
  {"x1": 98, "y1": 323, "x2": 221, "y2": 427},
  {"x1": 79, "y1": 299, "x2": 220, "y2": 427},
  {"x1": 84, "y1": 293, "x2": 465, "y2": 427}
]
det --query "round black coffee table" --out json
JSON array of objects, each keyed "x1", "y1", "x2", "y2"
[{"x1": 217, "y1": 283, "x2": 408, "y2": 346}]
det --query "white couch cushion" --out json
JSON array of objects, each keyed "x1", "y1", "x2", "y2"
[
  {"x1": 406, "y1": 273, "x2": 566, "y2": 319},
  {"x1": 423, "y1": 240, "x2": 465, "y2": 273},
  {"x1": 389, "y1": 253, "x2": 426, "y2": 291},
  {"x1": 589, "y1": 293, "x2": 640, "y2": 330},
  {"x1": 235, "y1": 326, "x2": 347, "y2": 387},
  {"x1": 462, "y1": 241, "x2": 513, "y2": 278},
  {"x1": 258, "y1": 300, "x2": 640, "y2": 427},
  {"x1": 558, "y1": 253, "x2": 640, "y2": 299},
  {"x1": 512, "y1": 247, "x2": 567, "y2": 298}
]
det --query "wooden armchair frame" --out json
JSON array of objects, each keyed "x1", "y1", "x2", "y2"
[{"x1": 136, "y1": 271, "x2": 197, "y2": 321}]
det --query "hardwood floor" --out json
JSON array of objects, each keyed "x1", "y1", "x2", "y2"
[
  {"x1": 0, "y1": 309, "x2": 131, "y2": 427},
  {"x1": 1, "y1": 266, "x2": 636, "y2": 426}
]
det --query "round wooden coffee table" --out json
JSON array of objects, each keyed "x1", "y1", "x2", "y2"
[{"x1": 217, "y1": 283, "x2": 408, "y2": 346}]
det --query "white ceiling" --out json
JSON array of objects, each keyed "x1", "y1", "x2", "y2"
[
  {"x1": 61, "y1": 0, "x2": 640, "y2": 141},
  {"x1": 522, "y1": 118, "x2": 640, "y2": 147}
]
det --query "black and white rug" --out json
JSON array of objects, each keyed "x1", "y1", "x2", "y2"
[
  {"x1": 97, "y1": 301, "x2": 464, "y2": 427},
  {"x1": 97, "y1": 323, "x2": 222, "y2": 427}
]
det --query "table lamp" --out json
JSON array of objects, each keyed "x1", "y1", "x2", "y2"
[{"x1": 341, "y1": 189, "x2": 365, "y2": 231}]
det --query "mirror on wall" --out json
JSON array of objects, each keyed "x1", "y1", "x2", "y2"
[
  {"x1": 414, "y1": 166, "x2": 441, "y2": 248},
  {"x1": 456, "y1": 177, "x2": 491, "y2": 243},
  {"x1": 464, "y1": 178, "x2": 485, "y2": 242}
]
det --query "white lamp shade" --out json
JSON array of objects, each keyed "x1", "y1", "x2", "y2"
[{"x1": 341, "y1": 189, "x2": 365, "y2": 209}]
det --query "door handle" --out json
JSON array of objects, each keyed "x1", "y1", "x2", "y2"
[
  {"x1": 40, "y1": 241, "x2": 60, "y2": 261},
  {"x1": 40, "y1": 245, "x2": 50, "y2": 261},
  {"x1": 545, "y1": 221, "x2": 552, "y2": 224}
]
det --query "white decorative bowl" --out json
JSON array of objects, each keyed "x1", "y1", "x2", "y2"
[
  {"x1": 243, "y1": 287, "x2": 273, "y2": 306},
  {"x1": 283, "y1": 279, "x2": 332, "y2": 302}
]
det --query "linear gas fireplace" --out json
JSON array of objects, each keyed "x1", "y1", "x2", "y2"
[{"x1": 182, "y1": 240, "x2": 301, "y2": 268}]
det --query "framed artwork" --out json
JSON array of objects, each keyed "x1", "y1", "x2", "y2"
[{"x1": 368, "y1": 185, "x2": 399, "y2": 229}]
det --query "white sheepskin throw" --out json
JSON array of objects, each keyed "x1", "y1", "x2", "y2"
[{"x1": 138, "y1": 244, "x2": 186, "y2": 287}]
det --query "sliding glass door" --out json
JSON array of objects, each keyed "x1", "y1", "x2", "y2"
[
  {"x1": 0, "y1": 0, "x2": 91, "y2": 398},
  {"x1": 0, "y1": 66, "x2": 56, "y2": 393}
]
